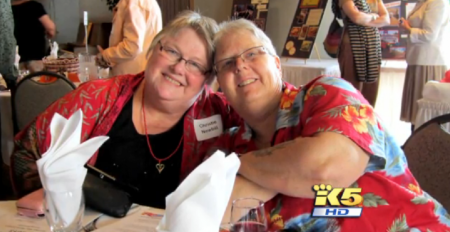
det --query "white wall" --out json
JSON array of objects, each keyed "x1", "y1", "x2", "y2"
[
  {"x1": 35, "y1": 0, "x2": 112, "y2": 44},
  {"x1": 35, "y1": 0, "x2": 80, "y2": 43},
  {"x1": 79, "y1": 0, "x2": 113, "y2": 23},
  {"x1": 193, "y1": 0, "x2": 233, "y2": 22},
  {"x1": 194, "y1": 0, "x2": 334, "y2": 59}
]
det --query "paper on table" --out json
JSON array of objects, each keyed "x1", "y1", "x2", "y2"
[
  {"x1": 94, "y1": 206, "x2": 164, "y2": 232},
  {"x1": 36, "y1": 109, "x2": 109, "y2": 227},
  {"x1": 157, "y1": 151, "x2": 240, "y2": 232}
]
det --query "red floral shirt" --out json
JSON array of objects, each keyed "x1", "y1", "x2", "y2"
[
  {"x1": 210, "y1": 76, "x2": 450, "y2": 232},
  {"x1": 11, "y1": 72, "x2": 241, "y2": 197}
]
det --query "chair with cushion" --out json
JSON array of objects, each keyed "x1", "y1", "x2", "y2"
[
  {"x1": 402, "y1": 113, "x2": 450, "y2": 210},
  {"x1": 12, "y1": 71, "x2": 76, "y2": 134}
]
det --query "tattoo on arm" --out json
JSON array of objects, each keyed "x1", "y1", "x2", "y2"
[{"x1": 252, "y1": 140, "x2": 295, "y2": 157}]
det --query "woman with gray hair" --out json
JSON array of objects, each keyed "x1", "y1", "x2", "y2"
[
  {"x1": 11, "y1": 11, "x2": 241, "y2": 209},
  {"x1": 209, "y1": 19, "x2": 450, "y2": 231}
]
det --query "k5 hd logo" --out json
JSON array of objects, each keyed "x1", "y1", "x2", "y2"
[{"x1": 312, "y1": 184, "x2": 363, "y2": 218}]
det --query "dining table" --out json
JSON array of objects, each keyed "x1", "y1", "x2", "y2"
[{"x1": 0, "y1": 201, "x2": 164, "y2": 232}]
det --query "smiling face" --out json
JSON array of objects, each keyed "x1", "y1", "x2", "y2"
[
  {"x1": 214, "y1": 30, "x2": 283, "y2": 114},
  {"x1": 144, "y1": 27, "x2": 210, "y2": 103}
]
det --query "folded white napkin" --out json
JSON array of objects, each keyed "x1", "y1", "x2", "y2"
[
  {"x1": 422, "y1": 81, "x2": 450, "y2": 102},
  {"x1": 156, "y1": 151, "x2": 240, "y2": 232},
  {"x1": 36, "y1": 109, "x2": 109, "y2": 226},
  {"x1": 48, "y1": 41, "x2": 59, "y2": 60}
]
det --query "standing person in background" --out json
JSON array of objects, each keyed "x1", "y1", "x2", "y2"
[
  {"x1": 96, "y1": 0, "x2": 163, "y2": 76},
  {"x1": 332, "y1": 0, "x2": 390, "y2": 107},
  {"x1": 0, "y1": 0, "x2": 18, "y2": 200},
  {"x1": 399, "y1": 0, "x2": 450, "y2": 131},
  {"x1": 0, "y1": 0, "x2": 18, "y2": 90},
  {"x1": 11, "y1": 0, "x2": 56, "y2": 73}
]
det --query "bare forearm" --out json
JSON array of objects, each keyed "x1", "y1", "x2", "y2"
[
  {"x1": 367, "y1": 15, "x2": 390, "y2": 28},
  {"x1": 222, "y1": 175, "x2": 277, "y2": 223},
  {"x1": 354, "y1": 12, "x2": 376, "y2": 26},
  {"x1": 238, "y1": 133, "x2": 369, "y2": 198},
  {"x1": 239, "y1": 139, "x2": 320, "y2": 198}
]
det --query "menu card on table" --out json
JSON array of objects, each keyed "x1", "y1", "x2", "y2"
[{"x1": 95, "y1": 206, "x2": 164, "y2": 232}]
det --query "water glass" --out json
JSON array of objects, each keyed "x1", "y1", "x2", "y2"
[
  {"x1": 44, "y1": 190, "x2": 85, "y2": 232},
  {"x1": 230, "y1": 198, "x2": 268, "y2": 232},
  {"x1": 78, "y1": 52, "x2": 98, "y2": 82},
  {"x1": 97, "y1": 67, "x2": 110, "y2": 79}
]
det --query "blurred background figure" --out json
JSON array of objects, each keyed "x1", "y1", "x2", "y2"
[
  {"x1": 0, "y1": 0, "x2": 17, "y2": 200},
  {"x1": 96, "y1": 0, "x2": 163, "y2": 76},
  {"x1": 11, "y1": 0, "x2": 56, "y2": 73},
  {"x1": 0, "y1": 0, "x2": 18, "y2": 90},
  {"x1": 332, "y1": 0, "x2": 390, "y2": 107},
  {"x1": 399, "y1": 0, "x2": 450, "y2": 131}
]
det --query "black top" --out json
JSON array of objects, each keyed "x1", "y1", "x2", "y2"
[
  {"x1": 12, "y1": 1, "x2": 47, "y2": 62},
  {"x1": 95, "y1": 97, "x2": 184, "y2": 209}
]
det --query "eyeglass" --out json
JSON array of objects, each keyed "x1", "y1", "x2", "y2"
[
  {"x1": 158, "y1": 41, "x2": 210, "y2": 76},
  {"x1": 214, "y1": 46, "x2": 269, "y2": 74}
]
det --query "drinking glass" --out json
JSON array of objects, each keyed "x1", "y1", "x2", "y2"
[
  {"x1": 78, "y1": 52, "x2": 98, "y2": 82},
  {"x1": 44, "y1": 190, "x2": 85, "y2": 232},
  {"x1": 230, "y1": 198, "x2": 268, "y2": 232},
  {"x1": 97, "y1": 67, "x2": 110, "y2": 79}
]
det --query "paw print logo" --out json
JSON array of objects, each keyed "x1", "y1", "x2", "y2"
[
  {"x1": 312, "y1": 184, "x2": 363, "y2": 207},
  {"x1": 313, "y1": 184, "x2": 333, "y2": 206}
]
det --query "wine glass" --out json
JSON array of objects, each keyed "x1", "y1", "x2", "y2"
[
  {"x1": 230, "y1": 198, "x2": 268, "y2": 232},
  {"x1": 78, "y1": 52, "x2": 98, "y2": 82}
]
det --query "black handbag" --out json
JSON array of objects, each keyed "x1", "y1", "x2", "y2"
[{"x1": 82, "y1": 165, "x2": 137, "y2": 218}]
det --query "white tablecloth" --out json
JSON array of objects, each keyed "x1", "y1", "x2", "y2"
[
  {"x1": 415, "y1": 99, "x2": 450, "y2": 132},
  {"x1": 0, "y1": 91, "x2": 14, "y2": 166},
  {"x1": 281, "y1": 59, "x2": 411, "y2": 145},
  {"x1": 0, "y1": 201, "x2": 164, "y2": 232},
  {"x1": 281, "y1": 59, "x2": 341, "y2": 86},
  {"x1": 375, "y1": 60, "x2": 411, "y2": 145}
]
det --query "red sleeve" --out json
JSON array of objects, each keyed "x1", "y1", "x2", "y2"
[
  {"x1": 300, "y1": 76, "x2": 385, "y2": 160},
  {"x1": 208, "y1": 91, "x2": 242, "y2": 130}
]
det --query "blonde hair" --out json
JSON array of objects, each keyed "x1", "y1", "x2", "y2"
[
  {"x1": 213, "y1": 19, "x2": 277, "y2": 59},
  {"x1": 147, "y1": 11, "x2": 218, "y2": 85}
]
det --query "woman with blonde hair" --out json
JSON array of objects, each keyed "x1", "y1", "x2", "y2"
[{"x1": 11, "y1": 11, "x2": 240, "y2": 209}]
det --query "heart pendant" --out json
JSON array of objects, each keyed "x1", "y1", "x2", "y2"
[{"x1": 156, "y1": 163, "x2": 165, "y2": 173}]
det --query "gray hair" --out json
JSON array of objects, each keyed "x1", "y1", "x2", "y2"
[
  {"x1": 213, "y1": 19, "x2": 277, "y2": 60},
  {"x1": 147, "y1": 11, "x2": 218, "y2": 84}
]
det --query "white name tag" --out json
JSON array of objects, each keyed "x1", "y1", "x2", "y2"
[{"x1": 193, "y1": 115, "x2": 223, "y2": 141}]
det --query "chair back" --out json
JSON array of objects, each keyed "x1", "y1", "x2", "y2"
[
  {"x1": 12, "y1": 71, "x2": 76, "y2": 134},
  {"x1": 402, "y1": 113, "x2": 450, "y2": 210}
]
